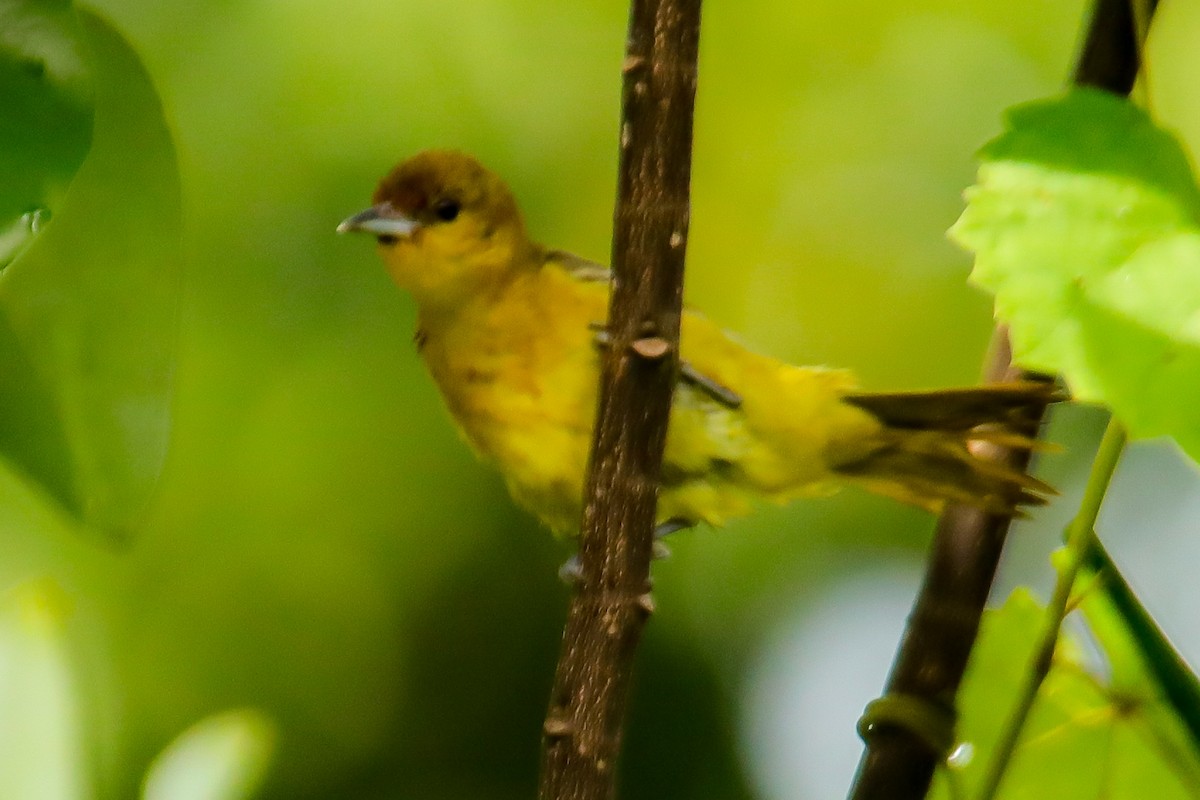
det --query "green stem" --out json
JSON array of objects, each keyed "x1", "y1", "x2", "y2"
[{"x1": 976, "y1": 418, "x2": 1127, "y2": 800}]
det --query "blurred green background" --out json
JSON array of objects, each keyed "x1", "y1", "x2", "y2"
[{"x1": 5, "y1": 0, "x2": 1200, "y2": 797}]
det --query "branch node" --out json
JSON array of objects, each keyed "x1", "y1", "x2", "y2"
[
  {"x1": 544, "y1": 716, "x2": 576, "y2": 739},
  {"x1": 635, "y1": 591, "x2": 656, "y2": 616},
  {"x1": 668, "y1": 231, "x2": 683, "y2": 248},
  {"x1": 631, "y1": 336, "x2": 671, "y2": 360}
]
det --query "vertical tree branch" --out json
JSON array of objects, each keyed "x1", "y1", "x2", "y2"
[
  {"x1": 849, "y1": 334, "x2": 1049, "y2": 800},
  {"x1": 538, "y1": 2, "x2": 702, "y2": 799},
  {"x1": 847, "y1": 2, "x2": 1156, "y2": 798},
  {"x1": 1074, "y1": 0, "x2": 1157, "y2": 92}
]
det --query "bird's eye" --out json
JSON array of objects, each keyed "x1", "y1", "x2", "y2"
[
  {"x1": 376, "y1": 234, "x2": 398, "y2": 246},
  {"x1": 434, "y1": 200, "x2": 460, "y2": 222}
]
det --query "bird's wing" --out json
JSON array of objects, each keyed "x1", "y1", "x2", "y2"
[
  {"x1": 544, "y1": 246, "x2": 745, "y2": 412},
  {"x1": 544, "y1": 249, "x2": 743, "y2": 407},
  {"x1": 543, "y1": 250, "x2": 611, "y2": 282},
  {"x1": 544, "y1": 250, "x2": 829, "y2": 524}
]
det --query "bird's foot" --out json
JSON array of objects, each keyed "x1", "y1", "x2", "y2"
[
  {"x1": 558, "y1": 553, "x2": 583, "y2": 586},
  {"x1": 557, "y1": 518, "x2": 695, "y2": 584},
  {"x1": 651, "y1": 517, "x2": 697, "y2": 561},
  {"x1": 589, "y1": 321, "x2": 611, "y2": 351},
  {"x1": 654, "y1": 517, "x2": 695, "y2": 539}
]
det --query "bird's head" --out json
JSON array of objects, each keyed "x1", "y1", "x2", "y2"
[{"x1": 338, "y1": 150, "x2": 533, "y2": 311}]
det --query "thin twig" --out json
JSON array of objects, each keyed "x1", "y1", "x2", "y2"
[
  {"x1": 847, "y1": 1, "x2": 1157, "y2": 797},
  {"x1": 537, "y1": 3, "x2": 703, "y2": 800},
  {"x1": 977, "y1": 419, "x2": 1127, "y2": 800}
]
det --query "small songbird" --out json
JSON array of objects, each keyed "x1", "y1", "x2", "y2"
[{"x1": 338, "y1": 150, "x2": 1053, "y2": 536}]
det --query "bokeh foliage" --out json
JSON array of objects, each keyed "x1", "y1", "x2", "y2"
[{"x1": 1, "y1": 3, "x2": 180, "y2": 533}]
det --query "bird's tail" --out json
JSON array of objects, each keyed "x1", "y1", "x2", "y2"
[{"x1": 835, "y1": 382, "x2": 1059, "y2": 515}]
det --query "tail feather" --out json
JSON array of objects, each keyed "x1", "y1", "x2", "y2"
[
  {"x1": 843, "y1": 381, "x2": 1059, "y2": 432},
  {"x1": 836, "y1": 382, "x2": 1060, "y2": 514}
]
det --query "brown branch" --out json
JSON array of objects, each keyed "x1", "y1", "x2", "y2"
[
  {"x1": 848, "y1": 333, "x2": 1049, "y2": 800},
  {"x1": 537, "y1": 2, "x2": 703, "y2": 799},
  {"x1": 1073, "y1": 0, "x2": 1158, "y2": 92},
  {"x1": 847, "y1": 2, "x2": 1157, "y2": 798}
]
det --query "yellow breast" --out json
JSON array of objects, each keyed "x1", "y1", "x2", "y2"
[{"x1": 417, "y1": 263, "x2": 607, "y2": 534}]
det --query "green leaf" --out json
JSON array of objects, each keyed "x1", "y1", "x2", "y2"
[
  {"x1": 930, "y1": 590, "x2": 1200, "y2": 800},
  {"x1": 0, "y1": 0, "x2": 94, "y2": 268},
  {"x1": 951, "y1": 88, "x2": 1200, "y2": 461},
  {"x1": 141, "y1": 709, "x2": 276, "y2": 800},
  {"x1": 0, "y1": 8, "x2": 181, "y2": 532}
]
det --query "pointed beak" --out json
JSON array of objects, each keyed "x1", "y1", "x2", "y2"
[{"x1": 336, "y1": 203, "x2": 420, "y2": 237}]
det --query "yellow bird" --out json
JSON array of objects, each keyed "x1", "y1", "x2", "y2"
[{"x1": 338, "y1": 150, "x2": 1053, "y2": 536}]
